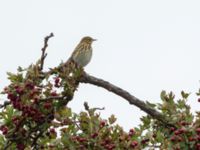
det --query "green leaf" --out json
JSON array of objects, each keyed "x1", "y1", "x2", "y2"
[
  {"x1": 140, "y1": 116, "x2": 151, "y2": 129},
  {"x1": 196, "y1": 89, "x2": 200, "y2": 96},
  {"x1": 0, "y1": 135, "x2": 5, "y2": 145},
  {"x1": 181, "y1": 91, "x2": 190, "y2": 99},
  {"x1": 57, "y1": 107, "x2": 72, "y2": 118},
  {"x1": 155, "y1": 130, "x2": 163, "y2": 143},
  {"x1": 168, "y1": 91, "x2": 175, "y2": 100},
  {"x1": 177, "y1": 99, "x2": 186, "y2": 109},
  {"x1": 160, "y1": 90, "x2": 166, "y2": 101},
  {"x1": 7, "y1": 72, "x2": 23, "y2": 83},
  {"x1": 3, "y1": 106, "x2": 16, "y2": 124},
  {"x1": 146, "y1": 101, "x2": 156, "y2": 108},
  {"x1": 108, "y1": 114, "x2": 117, "y2": 125},
  {"x1": 17, "y1": 66, "x2": 24, "y2": 72}
]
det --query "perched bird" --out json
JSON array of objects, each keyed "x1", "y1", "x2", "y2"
[{"x1": 70, "y1": 36, "x2": 96, "y2": 67}]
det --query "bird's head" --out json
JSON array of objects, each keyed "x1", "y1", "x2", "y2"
[{"x1": 80, "y1": 36, "x2": 97, "y2": 44}]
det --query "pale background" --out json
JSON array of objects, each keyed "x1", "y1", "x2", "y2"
[{"x1": 0, "y1": 0, "x2": 200, "y2": 131}]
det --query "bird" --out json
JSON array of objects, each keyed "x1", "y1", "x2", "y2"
[{"x1": 70, "y1": 36, "x2": 96, "y2": 67}]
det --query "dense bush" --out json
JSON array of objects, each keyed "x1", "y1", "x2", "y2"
[{"x1": 0, "y1": 34, "x2": 200, "y2": 149}]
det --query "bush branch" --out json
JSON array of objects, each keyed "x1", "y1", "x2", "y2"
[
  {"x1": 0, "y1": 101, "x2": 10, "y2": 109},
  {"x1": 39, "y1": 32, "x2": 54, "y2": 71},
  {"x1": 79, "y1": 72, "x2": 174, "y2": 127}
]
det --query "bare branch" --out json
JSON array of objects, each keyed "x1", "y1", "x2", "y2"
[
  {"x1": 0, "y1": 101, "x2": 10, "y2": 109},
  {"x1": 79, "y1": 72, "x2": 175, "y2": 127},
  {"x1": 39, "y1": 32, "x2": 54, "y2": 71},
  {"x1": 40, "y1": 96, "x2": 65, "y2": 101},
  {"x1": 84, "y1": 101, "x2": 105, "y2": 111}
]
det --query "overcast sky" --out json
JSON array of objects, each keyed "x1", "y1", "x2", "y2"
[{"x1": 0, "y1": 1, "x2": 200, "y2": 130}]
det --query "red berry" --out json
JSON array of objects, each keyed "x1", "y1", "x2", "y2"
[
  {"x1": 3, "y1": 87, "x2": 8, "y2": 92},
  {"x1": 197, "y1": 135, "x2": 200, "y2": 141},
  {"x1": 130, "y1": 141, "x2": 138, "y2": 148},
  {"x1": 7, "y1": 93, "x2": 17, "y2": 101},
  {"x1": 0, "y1": 125, "x2": 8, "y2": 135},
  {"x1": 55, "y1": 77, "x2": 60, "y2": 83},
  {"x1": 12, "y1": 116, "x2": 20, "y2": 126},
  {"x1": 108, "y1": 144, "x2": 115, "y2": 150},
  {"x1": 179, "y1": 128, "x2": 185, "y2": 134},
  {"x1": 174, "y1": 130, "x2": 180, "y2": 135},
  {"x1": 91, "y1": 132, "x2": 98, "y2": 138},
  {"x1": 17, "y1": 143, "x2": 25, "y2": 150},
  {"x1": 153, "y1": 133, "x2": 157, "y2": 138},
  {"x1": 51, "y1": 91, "x2": 58, "y2": 96},
  {"x1": 196, "y1": 128, "x2": 200, "y2": 134},
  {"x1": 129, "y1": 129, "x2": 135, "y2": 136},
  {"x1": 44, "y1": 102, "x2": 52, "y2": 109},
  {"x1": 15, "y1": 86, "x2": 24, "y2": 95},
  {"x1": 12, "y1": 100, "x2": 22, "y2": 110},
  {"x1": 79, "y1": 145, "x2": 85, "y2": 149},
  {"x1": 54, "y1": 77, "x2": 60, "y2": 87},
  {"x1": 174, "y1": 128, "x2": 185, "y2": 135},
  {"x1": 170, "y1": 136, "x2": 176, "y2": 142},
  {"x1": 198, "y1": 98, "x2": 200, "y2": 102},
  {"x1": 189, "y1": 137, "x2": 195, "y2": 142},
  {"x1": 49, "y1": 145, "x2": 55, "y2": 148},
  {"x1": 105, "y1": 144, "x2": 115, "y2": 150},
  {"x1": 71, "y1": 136, "x2": 77, "y2": 141},
  {"x1": 170, "y1": 127, "x2": 176, "y2": 132},
  {"x1": 100, "y1": 121, "x2": 106, "y2": 127},
  {"x1": 141, "y1": 139, "x2": 149, "y2": 144},
  {"x1": 180, "y1": 121, "x2": 187, "y2": 126},
  {"x1": 50, "y1": 128, "x2": 56, "y2": 134},
  {"x1": 33, "y1": 98, "x2": 39, "y2": 104},
  {"x1": 78, "y1": 137, "x2": 87, "y2": 143},
  {"x1": 25, "y1": 82, "x2": 35, "y2": 89},
  {"x1": 105, "y1": 138, "x2": 111, "y2": 144},
  {"x1": 177, "y1": 136, "x2": 182, "y2": 142},
  {"x1": 196, "y1": 143, "x2": 200, "y2": 149},
  {"x1": 129, "y1": 129, "x2": 134, "y2": 133}
]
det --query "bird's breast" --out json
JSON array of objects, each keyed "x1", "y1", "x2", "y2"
[{"x1": 73, "y1": 48, "x2": 93, "y2": 67}]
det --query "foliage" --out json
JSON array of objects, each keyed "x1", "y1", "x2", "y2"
[
  {"x1": 1, "y1": 64, "x2": 200, "y2": 150},
  {"x1": 0, "y1": 36, "x2": 200, "y2": 149}
]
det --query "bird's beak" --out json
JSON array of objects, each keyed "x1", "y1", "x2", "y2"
[{"x1": 92, "y1": 39, "x2": 97, "y2": 41}]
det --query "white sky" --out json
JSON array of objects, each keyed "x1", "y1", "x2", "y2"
[{"x1": 0, "y1": 0, "x2": 200, "y2": 130}]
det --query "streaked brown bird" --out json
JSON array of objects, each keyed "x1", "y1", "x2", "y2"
[{"x1": 70, "y1": 36, "x2": 96, "y2": 67}]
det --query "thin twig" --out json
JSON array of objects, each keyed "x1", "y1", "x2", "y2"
[
  {"x1": 0, "y1": 101, "x2": 10, "y2": 109},
  {"x1": 39, "y1": 32, "x2": 54, "y2": 71},
  {"x1": 39, "y1": 96, "x2": 65, "y2": 102},
  {"x1": 79, "y1": 72, "x2": 175, "y2": 128},
  {"x1": 84, "y1": 101, "x2": 105, "y2": 111}
]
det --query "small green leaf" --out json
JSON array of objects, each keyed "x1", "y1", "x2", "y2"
[
  {"x1": 17, "y1": 66, "x2": 24, "y2": 72},
  {"x1": 160, "y1": 90, "x2": 166, "y2": 101},
  {"x1": 0, "y1": 135, "x2": 5, "y2": 145},
  {"x1": 146, "y1": 101, "x2": 156, "y2": 108},
  {"x1": 108, "y1": 114, "x2": 117, "y2": 124},
  {"x1": 7, "y1": 72, "x2": 23, "y2": 83},
  {"x1": 155, "y1": 130, "x2": 163, "y2": 143},
  {"x1": 196, "y1": 89, "x2": 200, "y2": 96},
  {"x1": 177, "y1": 99, "x2": 189, "y2": 110},
  {"x1": 181, "y1": 91, "x2": 190, "y2": 99}
]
